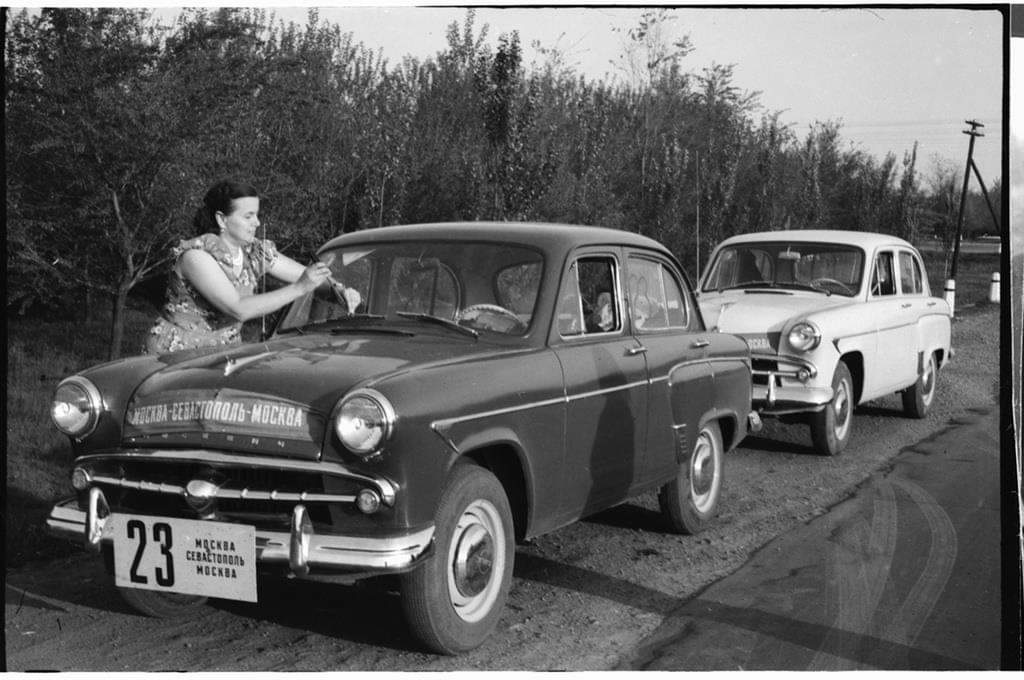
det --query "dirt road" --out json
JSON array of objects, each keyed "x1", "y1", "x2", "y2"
[{"x1": 4, "y1": 306, "x2": 1001, "y2": 671}]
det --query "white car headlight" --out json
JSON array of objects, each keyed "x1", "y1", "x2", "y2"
[
  {"x1": 51, "y1": 377, "x2": 103, "y2": 438},
  {"x1": 334, "y1": 389, "x2": 396, "y2": 457},
  {"x1": 787, "y1": 322, "x2": 821, "y2": 352}
]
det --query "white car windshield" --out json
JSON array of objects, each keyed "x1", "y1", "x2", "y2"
[
  {"x1": 702, "y1": 242, "x2": 864, "y2": 297},
  {"x1": 277, "y1": 241, "x2": 544, "y2": 336}
]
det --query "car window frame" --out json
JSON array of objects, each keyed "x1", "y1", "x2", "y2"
[
  {"x1": 625, "y1": 252, "x2": 694, "y2": 334},
  {"x1": 869, "y1": 249, "x2": 898, "y2": 298},
  {"x1": 896, "y1": 248, "x2": 927, "y2": 297},
  {"x1": 552, "y1": 248, "x2": 625, "y2": 343}
]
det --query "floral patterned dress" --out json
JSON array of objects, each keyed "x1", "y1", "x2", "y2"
[{"x1": 145, "y1": 233, "x2": 279, "y2": 354}]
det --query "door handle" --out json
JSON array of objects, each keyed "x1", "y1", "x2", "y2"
[
  {"x1": 691, "y1": 339, "x2": 710, "y2": 348},
  {"x1": 927, "y1": 301, "x2": 937, "y2": 307},
  {"x1": 901, "y1": 303, "x2": 912, "y2": 309},
  {"x1": 626, "y1": 346, "x2": 648, "y2": 356}
]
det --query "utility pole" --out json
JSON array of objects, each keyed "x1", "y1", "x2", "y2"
[
  {"x1": 950, "y1": 120, "x2": 982, "y2": 282},
  {"x1": 950, "y1": 119, "x2": 1000, "y2": 281},
  {"x1": 695, "y1": 149, "x2": 701, "y2": 277}
]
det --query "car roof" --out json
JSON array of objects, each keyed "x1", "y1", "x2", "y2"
[
  {"x1": 715, "y1": 229, "x2": 914, "y2": 251},
  {"x1": 319, "y1": 221, "x2": 672, "y2": 255}
]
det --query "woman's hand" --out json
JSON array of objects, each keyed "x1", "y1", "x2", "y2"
[{"x1": 298, "y1": 262, "x2": 332, "y2": 292}]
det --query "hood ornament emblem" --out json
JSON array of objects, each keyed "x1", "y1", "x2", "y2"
[{"x1": 223, "y1": 351, "x2": 275, "y2": 377}]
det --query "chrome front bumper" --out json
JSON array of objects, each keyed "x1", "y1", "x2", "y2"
[{"x1": 47, "y1": 489, "x2": 434, "y2": 576}]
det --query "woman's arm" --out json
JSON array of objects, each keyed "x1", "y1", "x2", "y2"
[
  {"x1": 271, "y1": 251, "x2": 363, "y2": 312},
  {"x1": 267, "y1": 252, "x2": 307, "y2": 283},
  {"x1": 179, "y1": 250, "x2": 328, "y2": 322}
]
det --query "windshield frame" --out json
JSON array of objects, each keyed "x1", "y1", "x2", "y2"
[{"x1": 273, "y1": 238, "x2": 547, "y2": 338}]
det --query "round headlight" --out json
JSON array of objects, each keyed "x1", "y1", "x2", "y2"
[
  {"x1": 788, "y1": 322, "x2": 821, "y2": 352},
  {"x1": 334, "y1": 389, "x2": 395, "y2": 457},
  {"x1": 51, "y1": 377, "x2": 103, "y2": 438}
]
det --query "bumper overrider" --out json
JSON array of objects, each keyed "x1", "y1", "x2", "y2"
[
  {"x1": 751, "y1": 354, "x2": 833, "y2": 415},
  {"x1": 46, "y1": 449, "x2": 434, "y2": 577}
]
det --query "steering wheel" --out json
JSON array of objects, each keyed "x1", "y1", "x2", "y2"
[
  {"x1": 456, "y1": 304, "x2": 526, "y2": 333},
  {"x1": 811, "y1": 277, "x2": 854, "y2": 295}
]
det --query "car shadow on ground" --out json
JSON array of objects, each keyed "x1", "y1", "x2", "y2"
[
  {"x1": 581, "y1": 501, "x2": 666, "y2": 532},
  {"x1": 212, "y1": 576, "x2": 423, "y2": 653},
  {"x1": 738, "y1": 434, "x2": 818, "y2": 456},
  {"x1": 513, "y1": 551, "x2": 678, "y2": 616}
]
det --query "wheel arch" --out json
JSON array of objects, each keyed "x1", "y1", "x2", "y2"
[
  {"x1": 698, "y1": 408, "x2": 741, "y2": 451},
  {"x1": 458, "y1": 442, "x2": 531, "y2": 543},
  {"x1": 838, "y1": 351, "x2": 864, "y2": 404}
]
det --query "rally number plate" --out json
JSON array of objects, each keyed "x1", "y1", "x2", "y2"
[{"x1": 111, "y1": 514, "x2": 257, "y2": 602}]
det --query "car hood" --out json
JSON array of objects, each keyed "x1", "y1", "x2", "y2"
[
  {"x1": 698, "y1": 291, "x2": 850, "y2": 334},
  {"x1": 121, "y1": 332, "x2": 491, "y2": 458}
]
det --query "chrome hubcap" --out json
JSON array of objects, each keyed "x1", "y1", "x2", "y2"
[
  {"x1": 446, "y1": 499, "x2": 505, "y2": 623},
  {"x1": 922, "y1": 358, "x2": 935, "y2": 405},
  {"x1": 453, "y1": 524, "x2": 493, "y2": 598},
  {"x1": 833, "y1": 379, "x2": 851, "y2": 440},
  {"x1": 689, "y1": 432, "x2": 719, "y2": 513}
]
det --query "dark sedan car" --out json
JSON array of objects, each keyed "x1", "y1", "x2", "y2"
[{"x1": 47, "y1": 222, "x2": 755, "y2": 654}]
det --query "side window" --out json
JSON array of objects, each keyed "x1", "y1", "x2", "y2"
[
  {"x1": 898, "y1": 251, "x2": 923, "y2": 295},
  {"x1": 556, "y1": 256, "x2": 621, "y2": 337},
  {"x1": 870, "y1": 252, "x2": 896, "y2": 297},
  {"x1": 627, "y1": 257, "x2": 690, "y2": 331}
]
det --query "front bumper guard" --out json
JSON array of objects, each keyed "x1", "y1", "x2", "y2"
[
  {"x1": 47, "y1": 488, "x2": 434, "y2": 575},
  {"x1": 752, "y1": 355, "x2": 833, "y2": 415}
]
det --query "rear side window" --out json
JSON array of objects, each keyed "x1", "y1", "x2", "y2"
[
  {"x1": 870, "y1": 252, "x2": 897, "y2": 297},
  {"x1": 898, "y1": 251, "x2": 924, "y2": 295},
  {"x1": 627, "y1": 257, "x2": 690, "y2": 331}
]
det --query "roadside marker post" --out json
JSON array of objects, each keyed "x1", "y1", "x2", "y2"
[
  {"x1": 944, "y1": 278, "x2": 956, "y2": 315},
  {"x1": 989, "y1": 272, "x2": 1000, "y2": 304}
]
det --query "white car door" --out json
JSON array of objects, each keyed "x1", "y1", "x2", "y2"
[{"x1": 865, "y1": 250, "x2": 918, "y2": 398}]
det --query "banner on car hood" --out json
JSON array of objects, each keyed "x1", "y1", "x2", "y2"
[{"x1": 124, "y1": 388, "x2": 323, "y2": 443}]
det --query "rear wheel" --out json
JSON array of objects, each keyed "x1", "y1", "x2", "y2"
[
  {"x1": 902, "y1": 352, "x2": 938, "y2": 418},
  {"x1": 401, "y1": 464, "x2": 514, "y2": 655},
  {"x1": 658, "y1": 421, "x2": 724, "y2": 534},
  {"x1": 118, "y1": 587, "x2": 209, "y2": 618},
  {"x1": 809, "y1": 360, "x2": 854, "y2": 456}
]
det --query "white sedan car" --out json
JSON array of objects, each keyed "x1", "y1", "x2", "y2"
[{"x1": 697, "y1": 230, "x2": 952, "y2": 456}]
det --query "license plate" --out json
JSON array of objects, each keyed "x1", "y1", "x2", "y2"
[{"x1": 110, "y1": 514, "x2": 257, "y2": 602}]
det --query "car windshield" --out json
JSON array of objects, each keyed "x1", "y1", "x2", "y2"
[
  {"x1": 277, "y1": 241, "x2": 544, "y2": 336},
  {"x1": 702, "y1": 241, "x2": 864, "y2": 297}
]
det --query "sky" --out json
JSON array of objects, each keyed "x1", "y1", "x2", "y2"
[{"x1": 232, "y1": 4, "x2": 1004, "y2": 187}]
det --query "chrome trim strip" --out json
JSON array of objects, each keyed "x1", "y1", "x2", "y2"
[
  {"x1": 432, "y1": 355, "x2": 752, "y2": 430},
  {"x1": 87, "y1": 473, "x2": 357, "y2": 504},
  {"x1": 46, "y1": 499, "x2": 434, "y2": 572},
  {"x1": 432, "y1": 395, "x2": 566, "y2": 430},
  {"x1": 570, "y1": 380, "x2": 648, "y2": 402},
  {"x1": 75, "y1": 450, "x2": 397, "y2": 506}
]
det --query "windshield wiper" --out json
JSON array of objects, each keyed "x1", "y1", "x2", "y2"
[
  {"x1": 396, "y1": 312, "x2": 478, "y2": 338},
  {"x1": 277, "y1": 314, "x2": 387, "y2": 335},
  {"x1": 718, "y1": 282, "x2": 775, "y2": 292}
]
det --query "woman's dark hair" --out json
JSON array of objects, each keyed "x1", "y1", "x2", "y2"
[{"x1": 193, "y1": 179, "x2": 260, "y2": 236}]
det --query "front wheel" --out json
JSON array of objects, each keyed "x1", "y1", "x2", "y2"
[
  {"x1": 401, "y1": 464, "x2": 514, "y2": 655},
  {"x1": 118, "y1": 586, "x2": 209, "y2": 618},
  {"x1": 902, "y1": 352, "x2": 938, "y2": 418},
  {"x1": 658, "y1": 421, "x2": 724, "y2": 535},
  {"x1": 809, "y1": 360, "x2": 854, "y2": 456}
]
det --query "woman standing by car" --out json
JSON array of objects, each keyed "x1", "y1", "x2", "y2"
[{"x1": 145, "y1": 179, "x2": 358, "y2": 353}]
